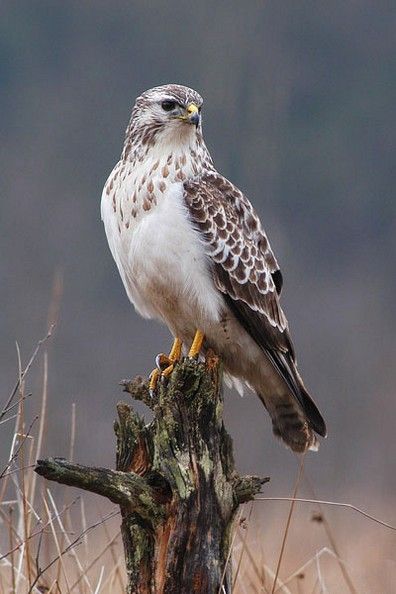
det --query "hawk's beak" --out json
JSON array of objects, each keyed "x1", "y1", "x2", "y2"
[{"x1": 185, "y1": 103, "x2": 200, "y2": 126}]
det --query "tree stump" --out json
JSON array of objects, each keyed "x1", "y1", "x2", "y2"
[{"x1": 35, "y1": 354, "x2": 268, "y2": 593}]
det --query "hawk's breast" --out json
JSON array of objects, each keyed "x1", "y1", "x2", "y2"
[{"x1": 101, "y1": 163, "x2": 223, "y2": 331}]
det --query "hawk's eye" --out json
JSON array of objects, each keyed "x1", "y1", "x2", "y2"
[{"x1": 161, "y1": 100, "x2": 176, "y2": 112}]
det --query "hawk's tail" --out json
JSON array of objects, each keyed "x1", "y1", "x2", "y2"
[
  {"x1": 269, "y1": 396, "x2": 320, "y2": 452},
  {"x1": 259, "y1": 352, "x2": 327, "y2": 453}
]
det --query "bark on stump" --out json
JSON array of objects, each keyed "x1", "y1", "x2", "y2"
[{"x1": 35, "y1": 355, "x2": 268, "y2": 593}]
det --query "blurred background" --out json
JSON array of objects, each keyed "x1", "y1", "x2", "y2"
[{"x1": 1, "y1": 1, "x2": 395, "y2": 591}]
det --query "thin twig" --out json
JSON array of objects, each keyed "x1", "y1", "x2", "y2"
[
  {"x1": 8, "y1": 506, "x2": 16, "y2": 593},
  {"x1": 0, "y1": 497, "x2": 80, "y2": 561},
  {"x1": 1, "y1": 463, "x2": 36, "y2": 478},
  {"x1": 254, "y1": 497, "x2": 396, "y2": 532},
  {"x1": 42, "y1": 498, "x2": 71, "y2": 592},
  {"x1": 0, "y1": 413, "x2": 18, "y2": 426},
  {"x1": 0, "y1": 417, "x2": 39, "y2": 480},
  {"x1": 29, "y1": 352, "x2": 49, "y2": 515},
  {"x1": 271, "y1": 455, "x2": 305, "y2": 594},
  {"x1": 232, "y1": 503, "x2": 253, "y2": 591},
  {"x1": 1, "y1": 393, "x2": 31, "y2": 418},
  {"x1": 69, "y1": 530, "x2": 120, "y2": 591},
  {"x1": 315, "y1": 550, "x2": 328, "y2": 594},
  {"x1": 218, "y1": 507, "x2": 245, "y2": 594},
  {"x1": 93, "y1": 565, "x2": 105, "y2": 594},
  {"x1": 97, "y1": 504, "x2": 124, "y2": 592},
  {"x1": 1, "y1": 326, "x2": 54, "y2": 422},
  {"x1": 46, "y1": 488, "x2": 93, "y2": 593},
  {"x1": 34, "y1": 528, "x2": 46, "y2": 592},
  {"x1": 16, "y1": 364, "x2": 34, "y2": 590},
  {"x1": 27, "y1": 509, "x2": 120, "y2": 593},
  {"x1": 235, "y1": 532, "x2": 273, "y2": 593},
  {"x1": 302, "y1": 472, "x2": 358, "y2": 594},
  {"x1": 80, "y1": 498, "x2": 89, "y2": 558},
  {"x1": 1, "y1": 415, "x2": 39, "y2": 474},
  {"x1": 0, "y1": 556, "x2": 44, "y2": 594},
  {"x1": 100, "y1": 557, "x2": 124, "y2": 592}
]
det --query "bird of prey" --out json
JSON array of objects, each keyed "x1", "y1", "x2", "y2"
[{"x1": 101, "y1": 84, "x2": 326, "y2": 452}]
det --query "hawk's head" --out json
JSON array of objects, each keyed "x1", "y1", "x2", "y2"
[{"x1": 124, "y1": 84, "x2": 204, "y2": 154}]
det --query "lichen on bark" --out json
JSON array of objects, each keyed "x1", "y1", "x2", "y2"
[{"x1": 35, "y1": 354, "x2": 268, "y2": 593}]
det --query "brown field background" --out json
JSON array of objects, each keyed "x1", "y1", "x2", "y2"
[{"x1": 1, "y1": 1, "x2": 395, "y2": 591}]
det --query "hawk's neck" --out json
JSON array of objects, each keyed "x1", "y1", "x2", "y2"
[{"x1": 104, "y1": 129, "x2": 213, "y2": 225}]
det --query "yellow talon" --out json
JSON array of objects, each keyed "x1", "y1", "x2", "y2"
[
  {"x1": 149, "y1": 368, "x2": 160, "y2": 393},
  {"x1": 188, "y1": 329, "x2": 205, "y2": 358},
  {"x1": 161, "y1": 364, "x2": 175, "y2": 378},
  {"x1": 149, "y1": 337, "x2": 183, "y2": 392}
]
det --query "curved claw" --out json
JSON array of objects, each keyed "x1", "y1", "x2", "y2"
[
  {"x1": 149, "y1": 338, "x2": 183, "y2": 393},
  {"x1": 149, "y1": 368, "x2": 160, "y2": 396},
  {"x1": 155, "y1": 353, "x2": 173, "y2": 371}
]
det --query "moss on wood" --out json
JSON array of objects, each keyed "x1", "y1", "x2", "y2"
[{"x1": 35, "y1": 355, "x2": 268, "y2": 593}]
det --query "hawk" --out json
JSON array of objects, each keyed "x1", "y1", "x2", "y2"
[{"x1": 101, "y1": 84, "x2": 326, "y2": 452}]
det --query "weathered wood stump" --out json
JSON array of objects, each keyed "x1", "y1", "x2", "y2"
[{"x1": 35, "y1": 355, "x2": 268, "y2": 593}]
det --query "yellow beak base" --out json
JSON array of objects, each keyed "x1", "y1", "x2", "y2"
[{"x1": 184, "y1": 103, "x2": 200, "y2": 126}]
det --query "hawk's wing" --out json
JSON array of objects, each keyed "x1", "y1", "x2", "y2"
[
  {"x1": 183, "y1": 171, "x2": 290, "y2": 354},
  {"x1": 183, "y1": 171, "x2": 326, "y2": 437}
]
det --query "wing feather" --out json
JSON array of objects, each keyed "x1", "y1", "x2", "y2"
[
  {"x1": 184, "y1": 171, "x2": 291, "y2": 354},
  {"x1": 183, "y1": 171, "x2": 326, "y2": 438}
]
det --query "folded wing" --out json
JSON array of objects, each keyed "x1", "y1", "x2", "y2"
[{"x1": 183, "y1": 172, "x2": 326, "y2": 438}]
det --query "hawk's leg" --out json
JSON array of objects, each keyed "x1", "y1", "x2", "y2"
[
  {"x1": 149, "y1": 337, "x2": 182, "y2": 393},
  {"x1": 188, "y1": 329, "x2": 205, "y2": 358}
]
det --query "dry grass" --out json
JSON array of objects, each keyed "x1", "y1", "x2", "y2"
[{"x1": 1, "y1": 332, "x2": 395, "y2": 593}]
